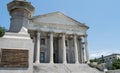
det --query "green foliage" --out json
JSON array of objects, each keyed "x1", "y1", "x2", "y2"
[
  {"x1": 112, "y1": 59, "x2": 120, "y2": 70},
  {"x1": 0, "y1": 26, "x2": 5, "y2": 37},
  {"x1": 90, "y1": 59, "x2": 94, "y2": 62},
  {"x1": 90, "y1": 58, "x2": 99, "y2": 63}
]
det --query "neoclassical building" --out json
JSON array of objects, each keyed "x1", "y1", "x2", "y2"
[
  {"x1": 0, "y1": 0, "x2": 103, "y2": 73},
  {"x1": 7, "y1": 0, "x2": 89, "y2": 64},
  {"x1": 29, "y1": 12, "x2": 90, "y2": 64}
]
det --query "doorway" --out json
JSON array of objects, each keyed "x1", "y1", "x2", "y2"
[{"x1": 53, "y1": 37, "x2": 59, "y2": 63}]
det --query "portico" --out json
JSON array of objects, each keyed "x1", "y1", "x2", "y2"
[
  {"x1": 28, "y1": 12, "x2": 90, "y2": 64},
  {"x1": 32, "y1": 31, "x2": 89, "y2": 64}
]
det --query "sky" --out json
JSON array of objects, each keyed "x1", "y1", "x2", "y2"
[{"x1": 0, "y1": 0, "x2": 120, "y2": 59}]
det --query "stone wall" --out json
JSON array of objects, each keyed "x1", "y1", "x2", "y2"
[{"x1": 106, "y1": 70, "x2": 120, "y2": 73}]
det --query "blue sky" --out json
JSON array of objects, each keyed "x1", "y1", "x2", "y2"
[{"x1": 0, "y1": 0, "x2": 120, "y2": 59}]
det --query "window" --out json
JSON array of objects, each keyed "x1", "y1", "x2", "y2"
[
  {"x1": 40, "y1": 52, "x2": 45, "y2": 63},
  {"x1": 41, "y1": 38, "x2": 45, "y2": 45},
  {"x1": 65, "y1": 40, "x2": 68, "y2": 47},
  {"x1": 67, "y1": 53, "x2": 69, "y2": 62}
]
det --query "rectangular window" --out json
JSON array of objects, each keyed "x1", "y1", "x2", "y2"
[
  {"x1": 40, "y1": 52, "x2": 45, "y2": 63},
  {"x1": 65, "y1": 40, "x2": 68, "y2": 47},
  {"x1": 41, "y1": 38, "x2": 45, "y2": 45}
]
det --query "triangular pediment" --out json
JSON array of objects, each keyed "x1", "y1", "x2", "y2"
[{"x1": 31, "y1": 12, "x2": 88, "y2": 28}]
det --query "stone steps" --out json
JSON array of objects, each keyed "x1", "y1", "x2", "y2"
[{"x1": 33, "y1": 64, "x2": 104, "y2": 73}]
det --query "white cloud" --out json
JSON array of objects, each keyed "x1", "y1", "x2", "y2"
[
  {"x1": 89, "y1": 48, "x2": 120, "y2": 59},
  {"x1": 90, "y1": 51, "x2": 112, "y2": 59}
]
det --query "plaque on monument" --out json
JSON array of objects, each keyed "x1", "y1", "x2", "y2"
[{"x1": 0, "y1": 49, "x2": 29, "y2": 68}]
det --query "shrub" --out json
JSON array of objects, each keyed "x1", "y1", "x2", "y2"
[
  {"x1": 90, "y1": 58, "x2": 99, "y2": 63},
  {"x1": 112, "y1": 59, "x2": 120, "y2": 70},
  {"x1": 0, "y1": 26, "x2": 5, "y2": 37}
]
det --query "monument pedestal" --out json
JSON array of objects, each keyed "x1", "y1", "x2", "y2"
[{"x1": 0, "y1": 32, "x2": 34, "y2": 73}]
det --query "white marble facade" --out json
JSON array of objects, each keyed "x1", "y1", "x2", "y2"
[
  {"x1": 0, "y1": 1, "x2": 104, "y2": 73},
  {"x1": 28, "y1": 12, "x2": 90, "y2": 64},
  {"x1": 7, "y1": 0, "x2": 90, "y2": 64}
]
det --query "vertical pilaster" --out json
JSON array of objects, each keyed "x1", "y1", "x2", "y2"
[
  {"x1": 50, "y1": 32, "x2": 54, "y2": 63},
  {"x1": 35, "y1": 31, "x2": 40, "y2": 63},
  {"x1": 62, "y1": 33, "x2": 67, "y2": 64},
  {"x1": 84, "y1": 35, "x2": 90, "y2": 63},
  {"x1": 74, "y1": 34, "x2": 79, "y2": 64}
]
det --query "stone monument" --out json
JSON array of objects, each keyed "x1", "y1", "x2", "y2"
[{"x1": 0, "y1": 0, "x2": 34, "y2": 73}]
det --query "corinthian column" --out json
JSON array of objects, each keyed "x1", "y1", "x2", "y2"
[
  {"x1": 62, "y1": 33, "x2": 67, "y2": 64},
  {"x1": 50, "y1": 32, "x2": 54, "y2": 63},
  {"x1": 74, "y1": 34, "x2": 79, "y2": 64},
  {"x1": 35, "y1": 31, "x2": 40, "y2": 63},
  {"x1": 84, "y1": 35, "x2": 90, "y2": 63}
]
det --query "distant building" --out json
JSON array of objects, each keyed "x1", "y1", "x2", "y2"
[{"x1": 98, "y1": 54, "x2": 120, "y2": 69}]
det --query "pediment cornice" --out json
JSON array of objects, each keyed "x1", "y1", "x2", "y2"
[
  {"x1": 30, "y1": 22, "x2": 85, "y2": 31},
  {"x1": 31, "y1": 12, "x2": 89, "y2": 29}
]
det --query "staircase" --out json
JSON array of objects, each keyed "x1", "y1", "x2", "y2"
[{"x1": 33, "y1": 63, "x2": 104, "y2": 73}]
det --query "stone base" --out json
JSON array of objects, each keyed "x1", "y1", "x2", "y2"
[
  {"x1": 0, "y1": 32, "x2": 34, "y2": 73},
  {"x1": 33, "y1": 63, "x2": 104, "y2": 73}
]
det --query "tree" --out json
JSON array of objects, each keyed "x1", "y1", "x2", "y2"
[
  {"x1": 0, "y1": 26, "x2": 5, "y2": 37},
  {"x1": 112, "y1": 59, "x2": 120, "y2": 70},
  {"x1": 90, "y1": 58, "x2": 99, "y2": 63}
]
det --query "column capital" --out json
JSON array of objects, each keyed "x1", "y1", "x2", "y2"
[
  {"x1": 49, "y1": 31, "x2": 54, "y2": 33},
  {"x1": 62, "y1": 32, "x2": 66, "y2": 35},
  {"x1": 78, "y1": 38, "x2": 82, "y2": 41},
  {"x1": 36, "y1": 31, "x2": 40, "y2": 38},
  {"x1": 58, "y1": 32, "x2": 66, "y2": 37},
  {"x1": 37, "y1": 31, "x2": 40, "y2": 33},
  {"x1": 73, "y1": 34, "x2": 78, "y2": 39},
  {"x1": 83, "y1": 34, "x2": 88, "y2": 37},
  {"x1": 73, "y1": 33, "x2": 77, "y2": 36},
  {"x1": 36, "y1": 31, "x2": 41, "y2": 34}
]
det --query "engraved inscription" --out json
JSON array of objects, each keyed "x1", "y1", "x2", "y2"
[{"x1": 0, "y1": 49, "x2": 29, "y2": 68}]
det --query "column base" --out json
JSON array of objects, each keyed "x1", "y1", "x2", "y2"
[
  {"x1": 35, "y1": 61, "x2": 40, "y2": 64},
  {"x1": 63, "y1": 61, "x2": 67, "y2": 64},
  {"x1": 86, "y1": 61, "x2": 90, "y2": 64},
  {"x1": 49, "y1": 61, "x2": 54, "y2": 64},
  {"x1": 75, "y1": 61, "x2": 79, "y2": 64}
]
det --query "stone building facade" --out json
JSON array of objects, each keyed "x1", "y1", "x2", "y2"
[
  {"x1": 7, "y1": 0, "x2": 90, "y2": 64},
  {"x1": 98, "y1": 54, "x2": 120, "y2": 69},
  {"x1": 0, "y1": 0, "x2": 104, "y2": 73},
  {"x1": 29, "y1": 12, "x2": 90, "y2": 64}
]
